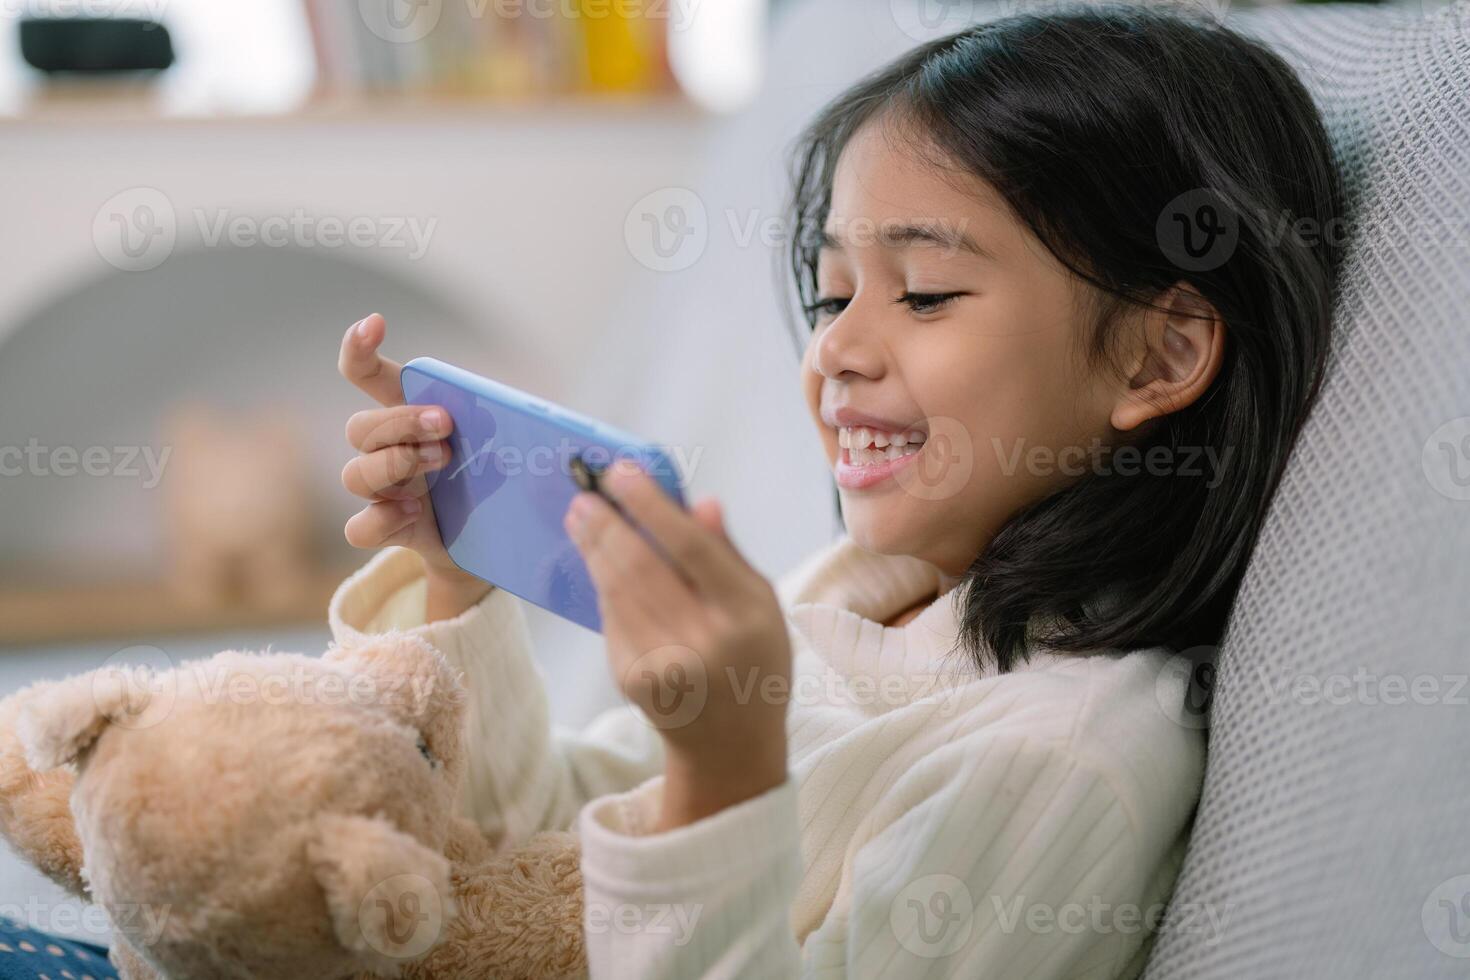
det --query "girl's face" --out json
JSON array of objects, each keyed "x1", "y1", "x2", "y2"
[{"x1": 801, "y1": 118, "x2": 1127, "y2": 577}]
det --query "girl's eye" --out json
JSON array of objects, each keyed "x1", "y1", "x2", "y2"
[
  {"x1": 898, "y1": 291, "x2": 963, "y2": 314},
  {"x1": 803, "y1": 296, "x2": 850, "y2": 320}
]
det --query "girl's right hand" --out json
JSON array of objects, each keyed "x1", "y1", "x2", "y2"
[{"x1": 338, "y1": 314, "x2": 491, "y2": 617}]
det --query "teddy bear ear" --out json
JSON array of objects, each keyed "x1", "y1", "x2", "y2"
[
  {"x1": 308, "y1": 812, "x2": 455, "y2": 975},
  {"x1": 322, "y1": 636, "x2": 465, "y2": 734},
  {"x1": 17, "y1": 667, "x2": 158, "y2": 770}
]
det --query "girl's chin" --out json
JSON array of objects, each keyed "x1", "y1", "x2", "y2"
[{"x1": 839, "y1": 502, "x2": 920, "y2": 557}]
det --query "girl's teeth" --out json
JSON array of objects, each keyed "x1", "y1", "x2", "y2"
[{"x1": 835, "y1": 425, "x2": 928, "y2": 465}]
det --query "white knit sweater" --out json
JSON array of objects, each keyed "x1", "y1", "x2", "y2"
[{"x1": 328, "y1": 538, "x2": 1205, "y2": 980}]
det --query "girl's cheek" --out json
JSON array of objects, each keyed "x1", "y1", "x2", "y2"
[{"x1": 801, "y1": 344, "x2": 830, "y2": 456}]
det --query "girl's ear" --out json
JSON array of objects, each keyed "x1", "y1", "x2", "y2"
[{"x1": 1111, "y1": 282, "x2": 1227, "y2": 432}]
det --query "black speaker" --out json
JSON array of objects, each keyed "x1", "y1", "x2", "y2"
[{"x1": 19, "y1": 17, "x2": 175, "y2": 74}]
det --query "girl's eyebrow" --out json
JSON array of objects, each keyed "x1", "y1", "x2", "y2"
[{"x1": 819, "y1": 221, "x2": 993, "y2": 259}]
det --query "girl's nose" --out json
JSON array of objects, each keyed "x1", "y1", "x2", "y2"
[{"x1": 809, "y1": 305, "x2": 886, "y2": 382}]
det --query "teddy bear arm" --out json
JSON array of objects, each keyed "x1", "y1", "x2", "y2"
[
  {"x1": 0, "y1": 689, "x2": 88, "y2": 898},
  {"x1": 0, "y1": 767, "x2": 86, "y2": 897},
  {"x1": 402, "y1": 830, "x2": 588, "y2": 980}
]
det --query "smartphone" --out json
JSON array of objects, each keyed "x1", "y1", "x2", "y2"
[{"x1": 400, "y1": 357, "x2": 686, "y2": 633}]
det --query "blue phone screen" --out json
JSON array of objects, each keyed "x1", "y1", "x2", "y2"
[{"x1": 401, "y1": 359, "x2": 684, "y2": 633}]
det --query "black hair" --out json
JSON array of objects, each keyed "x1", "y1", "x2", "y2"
[{"x1": 787, "y1": 4, "x2": 1343, "y2": 671}]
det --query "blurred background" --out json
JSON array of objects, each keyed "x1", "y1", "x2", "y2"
[{"x1": 0, "y1": 0, "x2": 1417, "y2": 941}]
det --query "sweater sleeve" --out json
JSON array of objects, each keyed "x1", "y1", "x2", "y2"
[
  {"x1": 328, "y1": 548, "x2": 664, "y2": 845},
  {"x1": 576, "y1": 733, "x2": 1153, "y2": 980}
]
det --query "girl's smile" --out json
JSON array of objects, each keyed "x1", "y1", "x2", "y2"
[
  {"x1": 833, "y1": 433, "x2": 925, "y2": 490},
  {"x1": 823, "y1": 407, "x2": 929, "y2": 490}
]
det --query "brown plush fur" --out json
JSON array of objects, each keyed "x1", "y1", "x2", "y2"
[{"x1": 0, "y1": 636, "x2": 587, "y2": 980}]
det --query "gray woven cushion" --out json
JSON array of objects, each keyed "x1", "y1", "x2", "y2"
[{"x1": 1145, "y1": 3, "x2": 1470, "y2": 979}]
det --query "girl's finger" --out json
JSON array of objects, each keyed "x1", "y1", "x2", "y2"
[
  {"x1": 568, "y1": 492, "x2": 696, "y2": 625},
  {"x1": 342, "y1": 442, "x2": 449, "y2": 500},
  {"x1": 601, "y1": 462, "x2": 746, "y2": 593},
  {"x1": 689, "y1": 497, "x2": 731, "y2": 546},
  {"x1": 365, "y1": 474, "x2": 429, "y2": 502},
  {"x1": 344, "y1": 498, "x2": 421, "y2": 549},
  {"x1": 346, "y1": 404, "x2": 452, "y2": 453},
  {"x1": 338, "y1": 313, "x2": 406, "y2": 407}
]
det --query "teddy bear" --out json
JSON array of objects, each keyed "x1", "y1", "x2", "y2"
[{"x1": 0, "y1": 634, "x2": 588, "y2": 980}]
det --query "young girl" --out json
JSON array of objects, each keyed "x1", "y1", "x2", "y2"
[{"x1": 334, "y1": 7, "x2": 1340, "y2": 977}]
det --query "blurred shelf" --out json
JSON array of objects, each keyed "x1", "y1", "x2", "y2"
[
  {"x1": 0, "y1": 567, "x2": 359, "y2": 648},
  {"x1": 0, "y1": 89, "x2": 702, "y2": 127}
]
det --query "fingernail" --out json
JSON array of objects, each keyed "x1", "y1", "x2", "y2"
[
  {"x1": 355, "y1": 317, "x2": 371, "y2": 339},
  {"x1": 419, "y1": 444, "x2": 442, "y2": 463},
  {"x1": 402, "y1": 497, "x2": 422, "y2": 515},
  {"x1": 420, "y1": 408, "x2": 445, "y2": 434}
]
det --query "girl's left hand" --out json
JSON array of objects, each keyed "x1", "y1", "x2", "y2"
[{"x1": 565, "y1": 459, "x2": 791, "y2": 830}]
